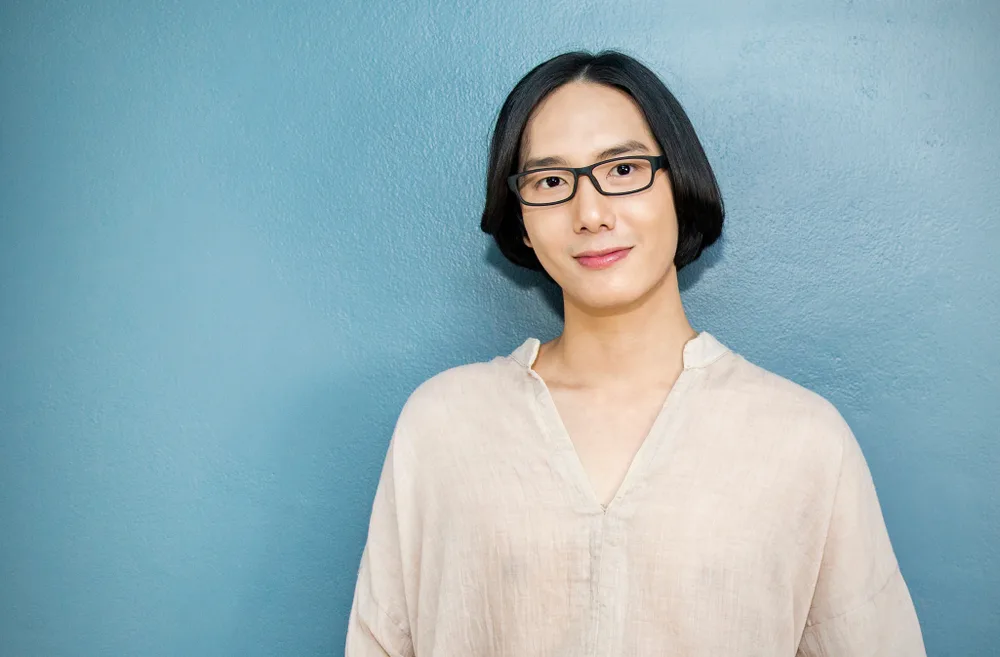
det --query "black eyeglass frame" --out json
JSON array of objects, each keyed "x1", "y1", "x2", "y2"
[{"x1": 507, "y1": 154, "x2": 669, "y2": 207}]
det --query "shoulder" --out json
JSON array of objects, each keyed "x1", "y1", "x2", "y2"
[
  {"x1": 701, "y1": 350, "x2": 855, "y2": 470},
  {"x1": 712, "y1": 350, "x2": 850, "y2": 429},
  {"x1": 390, "y1": 353, "x2": 523, "y2": 445},
  {"x1": 691, "y1": 349, "x2": 869, "y2": 523},
  {"x1": 383, "y1": 353, "x2": 532, "y2": 484}
]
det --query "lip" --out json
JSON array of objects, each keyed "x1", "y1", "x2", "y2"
[{"x1": 574, "y1": 246, "x2": 633, "y2": 270}]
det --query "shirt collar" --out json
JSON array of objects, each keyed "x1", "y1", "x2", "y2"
[{"x1": 509, "y1": 331, "x2": 729, "y2": 371}]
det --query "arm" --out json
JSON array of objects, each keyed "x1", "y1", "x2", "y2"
[
  {"x1": 796, "y1": 424, "x2": 926, "y2": 656},
  {"x1": 346, "y1": 436, "x2": 414, "y2": 657}
]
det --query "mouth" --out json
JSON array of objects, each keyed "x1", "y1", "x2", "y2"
[{"x1": 574, "y1": 246, "x2": 633, "y2": 270}]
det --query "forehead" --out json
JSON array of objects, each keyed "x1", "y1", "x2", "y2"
[{"x1": 520, "y1": 82, "x2": 657, "y2": 165}]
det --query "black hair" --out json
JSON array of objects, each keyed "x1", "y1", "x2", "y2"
[{"x1": 480, "y1": 50, "x2": 724, "y2": 275}]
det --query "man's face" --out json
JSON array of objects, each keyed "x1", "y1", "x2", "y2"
[{"x1": 518, "y1": 81, "x2": 679, "y2": 312}]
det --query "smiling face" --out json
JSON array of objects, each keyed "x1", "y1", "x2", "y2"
[{"x1": 518, "y1": 81, "x2": 679, "y2": 312}]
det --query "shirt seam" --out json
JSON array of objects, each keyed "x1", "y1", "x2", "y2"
[
  {"x1": 803, "y1": 417, "x2": 892, "y2": 632},
  {"x1": 373, "y1": 599, "x2": 412, "y2": 639},
  {"x1": 803, "y1": 563, "x2": 901, "y2": 629},
  {"x1": 798, "y1": 424, "x2": 849, "y2": 632}
]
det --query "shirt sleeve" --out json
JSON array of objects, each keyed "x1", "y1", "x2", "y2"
[
  {"x1": 345, "y1": 435, "x2": 414, "y2": 657},
  {"x1": 796, "y1": 422, "x2": 926, "y2": 656}
]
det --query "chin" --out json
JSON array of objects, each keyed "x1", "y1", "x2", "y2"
[
  {"x1": 564, "y1": 278, "x2": 650, "y2": 313},
  {"x1": 558, "y1": 260, "x2": 674, "y2": 312}
]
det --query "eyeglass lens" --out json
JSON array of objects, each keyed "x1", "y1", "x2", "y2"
[{"x1": 516, "y1": 158, "x2": 655, "y2": 204}]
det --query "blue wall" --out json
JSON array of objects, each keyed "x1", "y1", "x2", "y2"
[{"x1": 1, "y1": 2, "x2": 997, "y2": 655}]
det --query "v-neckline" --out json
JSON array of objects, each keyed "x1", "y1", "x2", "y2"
[{"x1": 514, "y1": 332, "x2": 724, "y2": 514}]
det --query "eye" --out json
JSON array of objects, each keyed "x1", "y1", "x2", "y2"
[
  {"x1": 536, "y1": 175, "x2": 566, "y2": 190},
  {"x1": 604, "y1": 159, "x2": 650, "y2": 180}
]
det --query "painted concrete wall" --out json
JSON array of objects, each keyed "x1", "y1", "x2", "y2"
[{"x1": 2, "y1": 1, "x2": 997, "y2": 654}]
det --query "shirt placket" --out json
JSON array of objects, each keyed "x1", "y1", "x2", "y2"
[{"x1": 592, "y1": 511, "x2": 625, "y2": 656}]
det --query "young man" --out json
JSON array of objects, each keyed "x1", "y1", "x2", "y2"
[{"x1": 346, "y1": 50, "x2": 925, "y2": 656}]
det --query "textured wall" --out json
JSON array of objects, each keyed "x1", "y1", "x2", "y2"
[{"x1": 1, "y1": 1, "x2": 997, "y2": 655}]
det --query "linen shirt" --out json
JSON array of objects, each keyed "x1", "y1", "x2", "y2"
[{"x1": 346, "y1": 331, "x2": 925, "y2": 656}]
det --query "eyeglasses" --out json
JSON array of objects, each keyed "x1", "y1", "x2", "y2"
[{"x1": 507, "y1": 155, "x2": 668, "y2": 207}]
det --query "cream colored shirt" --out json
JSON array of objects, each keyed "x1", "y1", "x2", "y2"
[{"x1": 346, "y1": 332, "x2": 925, "y2": 656}]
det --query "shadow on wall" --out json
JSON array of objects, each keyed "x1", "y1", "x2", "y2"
[
  {"x1": 484, "y1": 244, "x2": 564, "y2": 317},
  {"x1": 224, "y1": 357, "x2": 416, "y2": 655},
  {"x1": 677, "y1": 234, "x2": 724, "y2": 293}
]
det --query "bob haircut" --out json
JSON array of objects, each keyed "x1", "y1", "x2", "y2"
[{"x1": 480, "y1": 50, "x2": 724, "y2": 275}]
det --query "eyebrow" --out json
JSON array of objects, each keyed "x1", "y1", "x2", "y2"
[{"x1": 520, "y1": 139, "x2": 652, "y2": 171}]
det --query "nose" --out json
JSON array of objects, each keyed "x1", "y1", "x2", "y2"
[{"x1": 572, "y1": 173, "x2": 616, "y2": 233}]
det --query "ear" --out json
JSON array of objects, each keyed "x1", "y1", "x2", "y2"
[{"x1": 522, "y1": 235, "x2": 532, "y2": 249}]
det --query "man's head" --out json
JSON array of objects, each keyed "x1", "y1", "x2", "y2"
[{"x1": 481, "y1": 50, "x2": 724, "y2": 311}]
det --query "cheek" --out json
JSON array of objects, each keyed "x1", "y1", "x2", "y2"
[
  {"x1": 627, "y1": 205, "x2": 680, "y2": 271},
  {"x1": 629, "y1": 196, "x2": 679, "y2": 241},
  {"x1": 523, "y1": 214, "x2": 569, "y2": 257}
]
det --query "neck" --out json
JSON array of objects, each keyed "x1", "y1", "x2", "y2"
[{"x1": 544, "y1": 265, "x2": 696, "y2": 389}]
